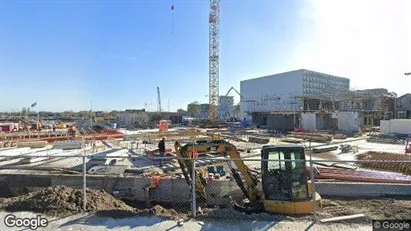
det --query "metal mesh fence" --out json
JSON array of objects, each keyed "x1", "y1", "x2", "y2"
[{"x1": 0, "y1": 150, "x2": 410, "y2": 230}]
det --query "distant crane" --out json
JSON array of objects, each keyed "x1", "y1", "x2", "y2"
[
  {"x1": 157, "y1": 87, "x2": 162, "y2": 113},
  {"x1": 225, "y1": 86, "x2": 242, "y2": 99},
  {"x1": 224, "y1": 87, "x2": 242, "y2": 122}
]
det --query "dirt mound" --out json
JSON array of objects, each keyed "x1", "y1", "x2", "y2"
[{"x1": 0, "y1": 186, "x2": 134, "y2": 217}]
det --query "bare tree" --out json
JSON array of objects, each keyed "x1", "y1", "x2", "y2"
[{"x1": 131, "y1": 112, "x2": 151, "y2": 128}]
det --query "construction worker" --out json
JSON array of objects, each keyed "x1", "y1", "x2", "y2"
[{"x1": 158, "y1": 137, "x2": 166, "y2": 167}]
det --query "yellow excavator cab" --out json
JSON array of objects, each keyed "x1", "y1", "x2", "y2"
[
  {"x1": 260, "y1": 144, "x2": 322, "y2": 214},
  {"x1": 212, "y1": 134, "x2": 221, "y2": 140}
]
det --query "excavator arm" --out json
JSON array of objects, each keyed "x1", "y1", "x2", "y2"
[
  {"x1": 174, "y1": 140, "x2": 261, "y2": 206},
  {"x1": 174, "y1": 141, "x2": 207, "y2": 203},
  {"x1": 223, "y1": 144, "x2": 260, "y2": 203}
]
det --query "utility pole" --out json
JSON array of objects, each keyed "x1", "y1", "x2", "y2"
[
  {"x1": 90, "y1": 100, "x2": 93, "y2": 119},
  {"x1": 157, "y1": 87, "x2": 162, "y2": 113}
]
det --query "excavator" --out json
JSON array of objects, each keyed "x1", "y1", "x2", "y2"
[
  {"x1": 174, "y1": 140, "x2": 322, "y2": 214},
  {"x1": 182, "y1": 134, "x2": 227, "y2": 154}
]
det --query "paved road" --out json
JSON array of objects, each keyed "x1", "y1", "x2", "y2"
[{"x1": 0, "y1": 211, "x2": 374, "y2": 231}]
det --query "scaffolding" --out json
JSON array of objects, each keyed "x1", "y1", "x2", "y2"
[{"x1": 241, "y1": 88, "x2": 396, "y2": 127}]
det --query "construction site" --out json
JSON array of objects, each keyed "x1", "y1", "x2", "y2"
[
  {"x1": 0, "y1": 1, "x2": 410, "y2": 230},
  {"x1": 0, "y1": 121, "x2": 410, "y2": 226}
]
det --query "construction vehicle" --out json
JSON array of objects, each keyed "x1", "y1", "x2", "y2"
[
  {"x1": 180, "y1": 134, "x2": 226, "y2": 154},
  {"x1": 174, "y1": 140, "x2": 322, "y2": 214}
]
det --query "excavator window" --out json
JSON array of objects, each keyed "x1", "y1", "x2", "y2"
[{"x1": 261, "y1": 147, "x2": 309, "y2": 202}]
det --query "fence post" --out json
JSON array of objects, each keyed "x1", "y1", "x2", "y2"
[
  {"x1": 83, "y1": 155, "x2": 87, "y2": 211},
  {"x1": 309, "y1": 158, "x2": 318, "y2": 222},
  {"x1": 191, "y1": 158, "x2": 196, "y2": 217}
]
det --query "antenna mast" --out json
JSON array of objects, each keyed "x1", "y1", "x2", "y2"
[{"x1": 157, "y1": 87, "x2": 162, "y2": 112}]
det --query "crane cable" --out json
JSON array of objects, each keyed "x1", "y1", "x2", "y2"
[{"x1": 171, "y1": 0, "x2": 175, "y2": 35}]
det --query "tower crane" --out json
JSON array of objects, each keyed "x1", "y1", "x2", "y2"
[
  {"x1": 209, "y1": 0, "x2": 220, "y2": 126},
  {"x1": 169, "y1": 0, "x2": 220, "y2": 125}
]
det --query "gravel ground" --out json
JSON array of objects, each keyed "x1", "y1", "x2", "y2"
[{"x1": 319, "y1": 198, "x2": 411, "y2": 220}]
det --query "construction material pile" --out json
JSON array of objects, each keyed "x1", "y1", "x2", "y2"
[
  {"x1": 366, "y1": 134, "x2": 404, "y2": 145},
  {"x1": 357, "y1": 152, "x2": 411, "y2": 175},
  {"x1": 0, "y1": 186, "x2": 134, "y2": 217},
  {"x1": 286, "y1": 132, "x2": 332, "y2": 143}
]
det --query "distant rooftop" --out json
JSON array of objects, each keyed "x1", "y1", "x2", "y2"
[{"x1": 241, "y1": 69, "x2": 349, "y2": 82}]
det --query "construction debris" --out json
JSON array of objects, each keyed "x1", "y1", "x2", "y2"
[{"x1": 366, "y1": 134, "x2": 404, "y2": 145}]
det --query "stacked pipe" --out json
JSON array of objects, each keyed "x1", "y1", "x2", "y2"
[
  {"x1": 286, "y1": 132, "x2": 333, "y2": 143},
  {"x1": 357, "y1": 152, "x2": 411, "y2": 175},
  {"x1": 315, "y1": 166, "x2": 411, "y2": 184}
]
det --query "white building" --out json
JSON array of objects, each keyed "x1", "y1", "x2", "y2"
[
  {"x1": 240, "y1": 69, "x2": 350, "y2": 121},
  {"x1": 117, "y1": 109, "x2": 146, "y2": 128}
]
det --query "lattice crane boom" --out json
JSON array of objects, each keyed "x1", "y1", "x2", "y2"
[{"x1": 209, "y1": 0, "x2": 220, "y2": 125}]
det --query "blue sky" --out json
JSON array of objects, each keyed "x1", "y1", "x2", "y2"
[
  {"x1": 0, "y1": 0, "x2": 310, "y2": 112},
  {"x1": 0, "y1": 0, "x2": 409, "y2": 112}
]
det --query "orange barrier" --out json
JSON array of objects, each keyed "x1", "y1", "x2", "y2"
[
  {"x1": 159, "y1": 120, "x2": 168, "y2": 132},
  {"x1": 152, "y1": 176, "x2": 161, "y2": 186}
]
